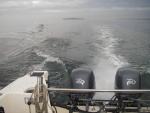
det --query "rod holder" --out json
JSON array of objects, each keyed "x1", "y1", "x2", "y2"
[
  {"x1": 30, "y1": 71, "x2": 45, "y2": 103},
  {"x1": 37, "y1": 77, "x2": 43, "y2": 103}
]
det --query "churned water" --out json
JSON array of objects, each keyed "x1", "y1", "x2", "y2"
[{"x1": 0, "y1": 15, "x2": 150, "y2": 102}]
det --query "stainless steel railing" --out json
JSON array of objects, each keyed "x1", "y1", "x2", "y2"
[{"x1": 47, "y1": 88, "x2": 150, "y2": 93}]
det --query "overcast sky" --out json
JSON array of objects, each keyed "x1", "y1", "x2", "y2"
[{"x1": 0, "y1": 0, "x2": 150, "y2": 13}]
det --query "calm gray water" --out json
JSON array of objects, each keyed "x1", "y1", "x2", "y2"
[{"x1": 0, "y1": 15, "x2": 150, "y2": 101}]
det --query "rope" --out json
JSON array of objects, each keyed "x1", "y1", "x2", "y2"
[{"x1": 30, "y1": 84, "x2": 54, "y2": 113}]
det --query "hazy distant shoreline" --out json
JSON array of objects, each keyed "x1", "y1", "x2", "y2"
[
  {"x1": 117, "y1": 18, "x2": 150, "y2": 20},
  {"x1": 63, "y1": 18, "x2": 84, "y2": 20}
]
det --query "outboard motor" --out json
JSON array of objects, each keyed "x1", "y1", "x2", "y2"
[
  {"x1": 70, "y1": 68, "x2": 95, "y2": 99},
  {"x1": 115, "y1": 67, "x2": 141, "y2": 99}
]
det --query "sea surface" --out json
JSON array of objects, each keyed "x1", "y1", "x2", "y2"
[{"x1": 0, "y1": 15, "x2": 150, "y2": 102}]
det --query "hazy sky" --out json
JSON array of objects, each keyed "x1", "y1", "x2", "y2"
[
  {"x1": 0, "y1": 0, "x2": 150, "y2": 21},
  {"x1": 0, "y1": 0, "x2": 150, "y2": 13}
]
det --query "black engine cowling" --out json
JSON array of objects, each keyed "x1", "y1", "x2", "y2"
[
  {"x1": 70, "y1": 68, "x2": 95, "y2": 99},
  {"x1": 115, "y1": 67, "x2": 141, "y2": 98}
]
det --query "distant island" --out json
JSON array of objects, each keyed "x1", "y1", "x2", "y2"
[
  {"x1": 63, "y1": 18, "x2": 85, "y2": 20},
  {"x1": 117, "y1": 18, "x2": 150, "y2": 20}
]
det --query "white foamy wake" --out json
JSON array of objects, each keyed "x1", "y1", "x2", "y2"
[
  {"x1": 21, "y1": 24, "x2": 52, "y2": 49},
  {"x1": 92, "y1": 25, "x2": 129, "y2": 99},
  {"x1": 94, "y1": 25, "x2": 129, "y2": 68},
  {"x1": 32, "y1": 48, "x2": 66, "y2": 71},
  {"x1": 3, "y1": 24, "x2": 52, "y2": 59}
]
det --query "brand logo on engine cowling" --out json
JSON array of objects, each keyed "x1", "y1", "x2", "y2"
[
  {"x1": 127, "y1": 79, "x2": 136, "y2": 85},
  {"x1": 76, "y1": 78, "x2": 85, "y2": 85}
]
